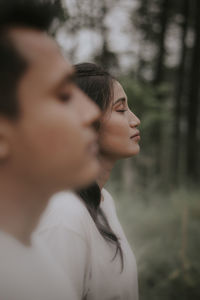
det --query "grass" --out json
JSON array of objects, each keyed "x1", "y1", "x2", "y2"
[{"x1": 106, "y1": 183, "x2": 200, "y2": 300}]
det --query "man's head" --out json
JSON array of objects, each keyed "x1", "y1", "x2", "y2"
[
  {"x1": 0, "y1": 0, "x2": 100, "y2": 193},
  {"x1": 0, "y1": 0, "x2": 64, "y2": 118}
]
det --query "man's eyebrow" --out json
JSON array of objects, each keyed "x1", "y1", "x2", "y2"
[
  {"x1": 59, "y1": 72, "x2": 76, "y2": 86},
  {"x1": 53, "y1": 71, "x2": 76, "y2": 92},
  {"x1": 113, "y1": 97, "x2": 126, "y2": 106}
]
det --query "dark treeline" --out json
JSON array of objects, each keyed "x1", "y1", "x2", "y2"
[
  {"x1": 56, "y1": 0, "x2": 200, "y2": 190},
  {"x1": 133, "y1": 0, "x2": 200, "y2": 187}
]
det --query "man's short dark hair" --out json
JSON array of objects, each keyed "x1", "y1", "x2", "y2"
[{"x1": 0, "y1": 0, "x2": 63, "y2": 118}]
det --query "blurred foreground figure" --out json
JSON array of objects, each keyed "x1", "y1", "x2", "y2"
[
  {"x1": 36, "y1": 63, "x2": 140, "y2": 300},
  {"x1": 0, "y1": 1, "x2": 100, "y2": 300}
]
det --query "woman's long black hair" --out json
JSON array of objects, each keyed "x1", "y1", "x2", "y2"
[{"x1": 75, "y1": 63, "x2": 124, "y2": 271}]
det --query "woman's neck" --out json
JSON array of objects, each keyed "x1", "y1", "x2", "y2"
[{"x1": 97, "y1": 155, "x2": 116, "y2": 190}]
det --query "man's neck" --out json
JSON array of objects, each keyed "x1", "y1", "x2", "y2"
[
  {"x1": 0, "y1": 174, "x2": 50, "y2": 246},
  {"x1": 97, "y1": 155, "x2": 116, "y2": 190}
]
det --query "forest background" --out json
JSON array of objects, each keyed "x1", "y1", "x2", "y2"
[{"x1": 54, "y1": 0, "x2": 200, "y2": 298}]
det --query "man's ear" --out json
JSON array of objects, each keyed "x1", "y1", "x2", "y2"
[{"x1": 0, "y1": 119, "x2": 12, "y2": 161}]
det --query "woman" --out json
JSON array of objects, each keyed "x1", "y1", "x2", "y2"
[{"x1": 36, "y1": 63, "x2": 141, "y2": 300}]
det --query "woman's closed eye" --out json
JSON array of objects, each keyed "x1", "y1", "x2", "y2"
[
  {"x1": 116, "y1": 109, "x2": 127, "y2": 113},
  {"x1": 116, "y1": 104, "x2": 127, "y2": 113}
]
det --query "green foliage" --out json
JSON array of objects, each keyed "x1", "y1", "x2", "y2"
[
  {"x1": 118, "y1": 77, "x2": 173, "y2": 186},
  {"x1": 120, "y1": 77, "x2": 171, "y2": 132},
  {"x1": 109, "y1": 185, "x2": 200, "y2": 300}
]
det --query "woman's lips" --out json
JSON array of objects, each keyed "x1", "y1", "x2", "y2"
[{"x1": 130, "y1": 131, "x2": 140, "y2": 141}]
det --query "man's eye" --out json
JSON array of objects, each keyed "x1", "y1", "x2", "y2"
[{"x1": 59, "y1": 93, "x2": 71, "y2": 102}]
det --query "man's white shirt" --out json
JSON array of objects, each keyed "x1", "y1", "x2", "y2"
[{"x1": 0, "y1": 230, "x2": 78, "y2": 300}]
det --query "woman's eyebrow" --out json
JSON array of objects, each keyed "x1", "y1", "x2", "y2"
[{"x1": 113, "y1": 97, "x2": 126, "y2": 106}]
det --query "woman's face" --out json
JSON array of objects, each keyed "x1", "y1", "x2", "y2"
[{"x1": 99, "y1": 80, "x2": 140, "y2": 160}]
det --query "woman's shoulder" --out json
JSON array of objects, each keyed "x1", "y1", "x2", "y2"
[
  {"x1": 37, "y1": 191, "x2": 90, "y2": 234},
  {"x1": 101, "y1": 188, "x2": 113, "y2": 200},
  {"x1": 48, "y1": 191, "x2": 88, "y2": 217},
  {"x1": 49, "y1": 191, "x2": 86, "y2": 211},
  {"x1": 101, "y1": 188, "x2": 117, "y2": 214}
]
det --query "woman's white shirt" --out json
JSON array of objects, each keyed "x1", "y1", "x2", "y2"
[{"x1": 36, "y1": 189, "x2": 139, "y2": 300}]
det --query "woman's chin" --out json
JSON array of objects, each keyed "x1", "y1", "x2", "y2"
[{"x1": 123, "y1": 145, "x2": 140, "y2": 158}]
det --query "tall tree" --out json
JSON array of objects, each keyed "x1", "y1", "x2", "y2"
[
  {"x1": 172, "y1": 0, "x2": 190, "y2": 185},
  {"x1": 153, "y1": 0, "x2": 170, "y2": 176},
  {"x1": 94, "y1": 0, "x2": 118, "y2": 70},
  {"x1": 186, "y1": 0, "x2": 200, "y2": 182},
  {"x1": 153, "y1": 0, "x2": 170, "y2": 85}
]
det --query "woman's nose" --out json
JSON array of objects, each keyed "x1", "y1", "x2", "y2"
[{"x1": 129, "y1": 111, "x2": 140, "y2": 127}]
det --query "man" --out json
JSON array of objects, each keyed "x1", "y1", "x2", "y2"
[{"x1": 0, "y1": 0, "x2": 100, "y2": 299}]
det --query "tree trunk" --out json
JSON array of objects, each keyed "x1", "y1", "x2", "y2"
[
  {"x1": 186, "y1": 0, "x2": 200, "y2": 183},
  {"x1": 153, "y1": 0, "x2": 170, "y2": 176},
  {"x1": 172, "y1": 0, "x2": 189, "y2": 185},
  {"x1": 153, "y1": 0, "x2": 170, "y2": 85}
]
